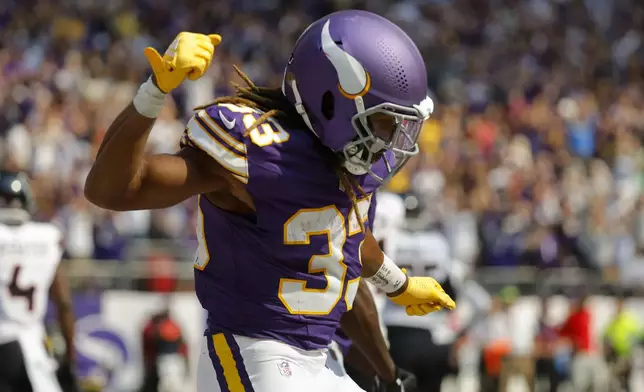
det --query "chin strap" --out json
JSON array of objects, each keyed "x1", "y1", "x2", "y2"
[{"x1": 284, "y1": 79, "x2": 316, "y2": 134}]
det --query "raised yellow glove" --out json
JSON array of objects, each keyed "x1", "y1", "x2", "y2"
[
  {"x1": 143, "y1": 32, "x2": 222, "y2": 93},
  {"x1": 389, "y1": 270, "x2": 456, "y2": 316}
]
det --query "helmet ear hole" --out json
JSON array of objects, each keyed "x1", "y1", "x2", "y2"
[{"x1": 321, "y1": 91, "x2": 335, "y2": 120}]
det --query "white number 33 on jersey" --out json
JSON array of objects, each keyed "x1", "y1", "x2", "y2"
[{"x1": 279, "y1": 199, "x2": 370, "y2": 316}]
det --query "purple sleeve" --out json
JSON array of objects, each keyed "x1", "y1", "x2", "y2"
[{"x1": 179, "y1": 104, "x2": 250, "y2": 184}]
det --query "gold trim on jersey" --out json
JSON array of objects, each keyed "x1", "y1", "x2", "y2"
[
  {"x1": 184, "y1": 116, "x2": 249, "y2": 183},
  {"x1": 198, "y1": 110, "x2": 247, "y2": 154}
]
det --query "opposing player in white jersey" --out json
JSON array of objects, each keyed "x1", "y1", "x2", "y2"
[
  {"x1": 0, "y1": 171, "x2": 75, "y2": 392},
  {"x1": 383, "y1": 202, "x2": 492, "y2": 392}
]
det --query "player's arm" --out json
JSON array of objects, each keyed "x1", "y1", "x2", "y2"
[
  {"x1": 360, "y1": 229, "x2": 456, "y2": 315},
  {"x1": 340, "y1": 281, "x2": 395, "y2": 381},
  {"x1": 343, "y1": 345, "x2": 376, "y2": 377},
  {"x1": 340, "y1": 283, "x2": 417, "y2": 392},
  {"x1": 49, "y1": 263, "x2": 75, "y2": 363},
  {"x1": 86, "y1": 111, "x2": 232, "y2": 210},
  {"x1": 85, "y1": 33, "x2": 230, "y2": 211}
]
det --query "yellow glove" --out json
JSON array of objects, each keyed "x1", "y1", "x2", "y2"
[
  {"x1": 389, "y1": 270, "x2": 456, "y2": 316},
  {"x1": 144, "y1": 32, "x2": 222, "y2": 93}
]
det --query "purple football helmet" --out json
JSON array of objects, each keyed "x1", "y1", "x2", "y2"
[{"x1": 282, "y1": 10, "x2": 434, "y2": 183}]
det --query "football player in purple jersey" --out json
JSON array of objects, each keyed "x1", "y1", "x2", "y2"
[{"x1": 85, "y1": 10, "x2": 454, "y2": 392}]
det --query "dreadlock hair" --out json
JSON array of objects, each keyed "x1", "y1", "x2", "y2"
[{"x1": 196, "y1": 66, "x2": 367, "y2": 233}]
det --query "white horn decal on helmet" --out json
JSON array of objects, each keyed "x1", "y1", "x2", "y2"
[{"x1": 321, "y1": 19, "x2": 370, "y2": 97}]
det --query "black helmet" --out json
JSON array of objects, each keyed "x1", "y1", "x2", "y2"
[{"x1": 0, "y1": 171, "x2": 34, "y2": 223}]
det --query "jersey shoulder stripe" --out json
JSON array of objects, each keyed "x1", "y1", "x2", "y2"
[
  {"x1": 196, "y1": 109, "x2": 246, "y2": 155},
  {"x1": 181, "y1": 106, "x2": 249, "y2": 184}
]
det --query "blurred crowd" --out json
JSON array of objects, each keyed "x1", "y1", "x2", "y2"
[{"x1": 2, "y1": 0, "x2": 644, "y2": 283}]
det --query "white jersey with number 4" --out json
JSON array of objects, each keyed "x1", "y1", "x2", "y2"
[
  {"x1": 384, "y1": 230, "x2": 491, "y2": 344},
  {"x1": 0, "y1": 222, "x2": 62, "y2": 344},
  {"x1": 383, "y1": 230, "x2": 454, "y2": 331}
]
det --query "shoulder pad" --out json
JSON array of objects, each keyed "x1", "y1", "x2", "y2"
[
  {"x1": 27, "y1": 222, "x2": 62, "y2": 242},
  {"x1": 180, "y1": 104, "x2": 250, "y2": 183},
  {"x1": 25, "y1": 222, "x2": 64, "y2": 258},
  {"x1": 213, "y1": 103, "x2": 291, "y2": 148},
  {"x1": 375, "y1": 192, "x2": 405, "y2": 224},
  {"x1": 180, "y1": 103, "x2": 293, "y2": 183},
  {"x1": 373, "y1": 192, "x2": 405, "y2": 238}
]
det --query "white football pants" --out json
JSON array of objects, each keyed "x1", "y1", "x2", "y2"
[
  {"x1": 197, "y1": 333, "x2": 365, "y2": 392},
  {"x1": 17, "y1": 328, "x2": 62, "y2": 392}
]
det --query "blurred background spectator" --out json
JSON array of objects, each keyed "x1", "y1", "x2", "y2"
[{"x1": 557, "y1": 293, "x2": 609, "y2": 391}]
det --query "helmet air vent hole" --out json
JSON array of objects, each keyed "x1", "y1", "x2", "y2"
[{"x1": 321, "y1": 91, "x2": 335, "y2": 120}]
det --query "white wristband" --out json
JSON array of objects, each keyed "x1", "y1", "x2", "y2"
[
  {"x1": 132, "y1": 77, "x2": 166, "y2": 118},
  {"x1": 366, "y1": 254, "x2": 407, "y2": 294}
]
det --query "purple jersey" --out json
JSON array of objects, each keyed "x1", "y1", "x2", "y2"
[{"x1": 181, "y1": 103, "x2": 383, "y2": 351}]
